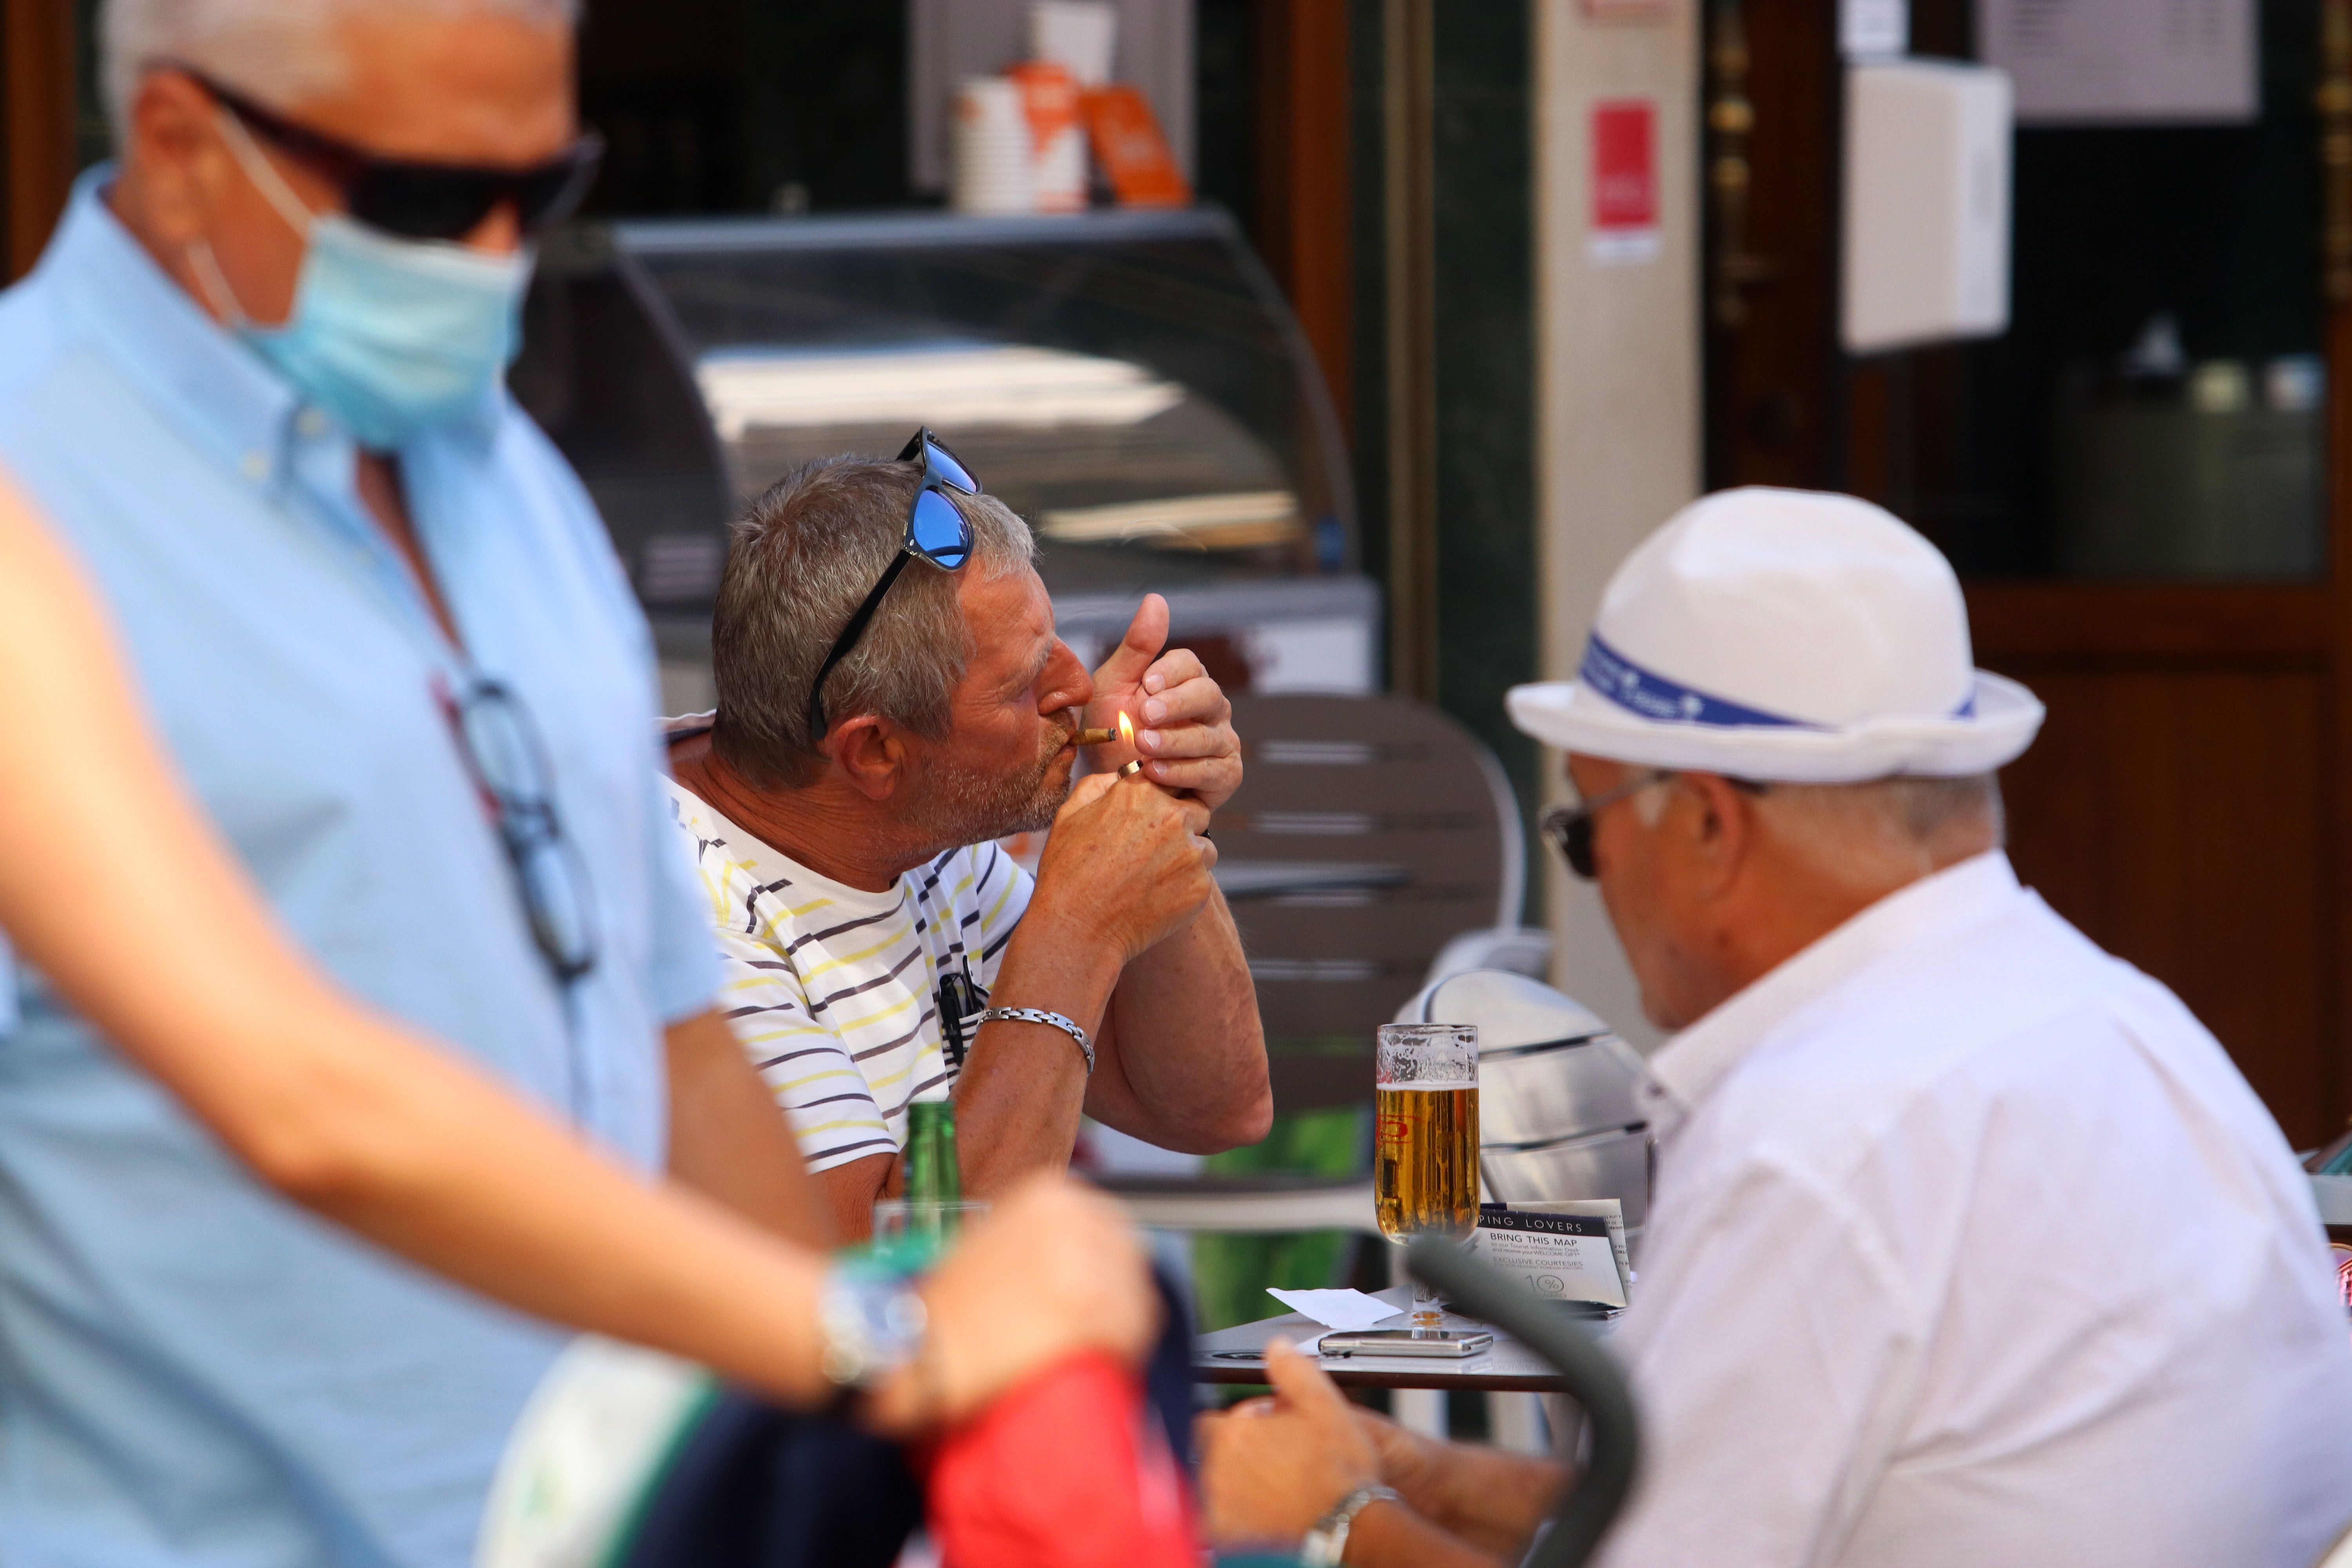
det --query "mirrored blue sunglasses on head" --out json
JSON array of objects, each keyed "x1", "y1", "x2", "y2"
[{"x1": 805, "y1": 428, "x2": 981, "y2": 740}]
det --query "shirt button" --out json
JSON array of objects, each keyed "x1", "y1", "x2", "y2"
[
  {"x1": 240, "y1": 451, "x2": 268, "y2": 481},
  {"x1": 295, "y1": 408, "x2": 327, "y2": 438}
]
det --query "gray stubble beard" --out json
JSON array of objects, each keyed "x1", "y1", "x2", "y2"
[{"x1": 896, "y1": 724, "x2": 1078, "y2": 858}]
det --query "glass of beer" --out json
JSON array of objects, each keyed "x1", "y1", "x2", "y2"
[{"x1": 1374, "y1": 1022, "x2": 1480, "y2": 1332}]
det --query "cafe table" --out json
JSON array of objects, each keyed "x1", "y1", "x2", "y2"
[{"x1": 1192, "y1": 1284, "x2": 1604, "y2": 1393}]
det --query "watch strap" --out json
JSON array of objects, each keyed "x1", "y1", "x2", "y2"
[
  {"x1": 1299, "y1": 1483, "x2": 1402, "y2": 1566},
  {"x1": 817, "y1": 1263, "x2": 928, "y2": 1393}
]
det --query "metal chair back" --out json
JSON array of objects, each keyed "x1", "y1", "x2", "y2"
[
  {"x1": 1215, "y1": 693, "x2": 1523, "y2": 1116},
  {"x1": 1407, "y1": 1240, "x2": 1640, "y2": 1568}
]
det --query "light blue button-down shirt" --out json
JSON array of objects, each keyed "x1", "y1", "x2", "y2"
[{"x1": 0, "y1": 172, "x2": 719, "y2": 1568}]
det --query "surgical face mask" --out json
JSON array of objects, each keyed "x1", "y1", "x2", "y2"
[{"x1": 201, "y1": 107, "x2": 533, "y2": 450}]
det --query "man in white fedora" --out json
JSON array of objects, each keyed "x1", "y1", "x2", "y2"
[
  {"x1": 1192, "y1": 488, "x2": 2352, "y2": 1566},
  {"x1": 1501, "y1": 486, "x2": 2352, "y2": 1565}
]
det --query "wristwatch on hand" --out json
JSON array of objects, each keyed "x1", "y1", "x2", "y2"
[
  {"x1": 817, "y1": 1261, "x2": 928, "y2": 1396},
  {"x1": 1299, "y1": 1483, "x2": 1403, "y2": 1566}
]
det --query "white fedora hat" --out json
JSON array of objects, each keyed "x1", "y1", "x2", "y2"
[{"x1": 1507, "y1": 487, "x2": 2043, "y2": 782}]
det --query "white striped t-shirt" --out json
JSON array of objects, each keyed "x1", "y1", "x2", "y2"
[{"x1": 661, "y1": 777, "x2": 1034, "y2": 1172}]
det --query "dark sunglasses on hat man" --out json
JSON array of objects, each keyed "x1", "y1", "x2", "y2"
[{"x1": 183, "y1": 67, "x2": 604, "y2": 241}]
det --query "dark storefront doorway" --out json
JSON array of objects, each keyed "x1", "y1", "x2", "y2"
[{"x1": 1704, "y1": 0, "x2": 2352, "y2": 1147}]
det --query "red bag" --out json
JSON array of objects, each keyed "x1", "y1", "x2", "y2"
[{"x1": 925, "y1": 1352, "x2": 1200, "y2": 1568}]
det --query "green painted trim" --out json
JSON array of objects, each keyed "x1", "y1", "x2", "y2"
[{"x1": 594, "y1": 1376, "x2": 727, "y2": 1568}]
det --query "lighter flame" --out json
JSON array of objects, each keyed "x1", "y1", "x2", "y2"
[{"x1": 1117, "y1": 711, "x2": 1136, "y2": 747}]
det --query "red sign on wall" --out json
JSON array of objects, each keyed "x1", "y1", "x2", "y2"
[{"x1": 1589, "y1": 98, "x2": 1661, "y2": 264}]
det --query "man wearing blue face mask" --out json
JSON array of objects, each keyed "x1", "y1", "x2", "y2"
[{"x1": 0, "y1": 2, "x2": 840, "y2": 1564}]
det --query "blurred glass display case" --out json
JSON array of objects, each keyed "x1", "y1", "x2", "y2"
[{"x1": 508, "y1": 207, "x2": 1372, "y2": 709}]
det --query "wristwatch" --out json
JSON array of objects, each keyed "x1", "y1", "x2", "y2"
[
  {"x1": 1299, "y1": 1483, "x2": 1402, "y2": 1566},
  {"x1": 817, "y1": 1261, "x2": 928, "y2": 1394}
]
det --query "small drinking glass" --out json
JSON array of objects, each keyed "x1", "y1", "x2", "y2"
[
  {"x1": 870, "y1": 1198, "x2": 991, "y2": 1268},
  {"x1": 1374, "y1": 1022, "x2": 1481, "y2": 1334}
]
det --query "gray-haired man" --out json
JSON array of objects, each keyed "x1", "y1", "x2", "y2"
[{"x1": 666, "y1": 445, "x2": 1273, "y2": 1237}]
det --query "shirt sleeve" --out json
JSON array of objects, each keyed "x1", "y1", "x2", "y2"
[
  {"x1": 644, "y1": 767, "x2": 725, "y2": 1025},
  {"x1": 711, "y1": 922, "x2": 900, "y2": 1173},
  {"x1": 965, "y1": 842, "x2": 1035, "y2": 992},
  {"x1": 1594, "y1": 1154, "x2": 1926, "y2": 1568}
]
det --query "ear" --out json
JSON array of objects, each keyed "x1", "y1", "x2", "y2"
[
  {"x1": 1680, "y1": 772, "x2": 1760, "y2": 900},
  {"x1": 829, "y1": 715, "x2": 909, "y2": 802},
  {"x1": 121, "y1": 69, "x2": 230, "y2": 249}
]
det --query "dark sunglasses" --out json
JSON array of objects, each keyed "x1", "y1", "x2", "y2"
[
  {"x1": 191, "y1": 69, "x2": 603, "y2": 241},
  {"x1": 804, "y1": 428, "x2": 979, "y2": 741},
  {"x1": 1539, "y1": 771, "x2": 1771, "y2": 880}
]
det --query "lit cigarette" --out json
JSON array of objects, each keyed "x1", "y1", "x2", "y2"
[{"x1": 1116, "y1": 711, "x2": 1145, "y2": 777}]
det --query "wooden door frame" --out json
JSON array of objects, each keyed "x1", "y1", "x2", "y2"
[
  {"x1": 1253, "y1": 0, "x2": 1354, "y2": 436},
  {"x1": 3, "y1": 0, "x2": 76, "y2": 280}
]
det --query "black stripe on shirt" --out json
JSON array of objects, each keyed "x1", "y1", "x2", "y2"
[{"x1": 803, "y1": 943, "x2": 925, "y2": 1016}]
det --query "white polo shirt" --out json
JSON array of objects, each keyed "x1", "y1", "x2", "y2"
[{"x1": 1597, "y1": 852, "x2": 2352, "y2": 1568}]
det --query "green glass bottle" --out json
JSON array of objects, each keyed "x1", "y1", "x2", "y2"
[{"x1": 904, "y1": 1099, "x2": 963, "y2": 1243}]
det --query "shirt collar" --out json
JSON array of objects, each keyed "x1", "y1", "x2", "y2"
[
  {"x1": 1639, "y1": 850, "x2": 2024, "y2": 1131},
  {"x1": 661, "y1": 777, "x2": 908, "y2": 921},
  {"x1": 40, "y1": 166, "x2": 505, "y2": 477},
  {"x1": 42, "y1": 166, "x2": 303, "y2": 485}
]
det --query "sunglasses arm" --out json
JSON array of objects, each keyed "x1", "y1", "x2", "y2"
[{"x1": 805, "y1": 550, "x2": 914, "y2": 741}]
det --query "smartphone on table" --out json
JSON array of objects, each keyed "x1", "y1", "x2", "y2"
[{"x1": 1316, "y1": 1329, "x2": 1494, "y2": 1358}]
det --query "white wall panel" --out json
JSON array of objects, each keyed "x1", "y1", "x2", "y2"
[{"x1": 1531, "y1": 0, "x2": 1702, "y2": 1050}]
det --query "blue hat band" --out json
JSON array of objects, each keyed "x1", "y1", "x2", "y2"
[
  {"x1": 1579, "y1": 633, "x2": 1978, "y2": 728},
  {"x1": 1580, "y1": 634, "x2": 1815, "y2": 728}
]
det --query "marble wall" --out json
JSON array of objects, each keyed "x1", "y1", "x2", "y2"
[{"x1": 1532, "y1": 0, "x2": 1703, "y2": 1050}]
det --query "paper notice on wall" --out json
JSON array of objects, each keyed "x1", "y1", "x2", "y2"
[
  {"x1": 1588, "y1": 100, "x2": 1661, "y2": 266},
  {"x1": 1470, "y1": 1206, "x2": 1629, "y2": 1308},
  {"x1": 1976, "y1": 0, "x2": 2257, "y2": 125},
  {"x1": 1842, "y1": 0, "x2": 1909, "y2": 59}
]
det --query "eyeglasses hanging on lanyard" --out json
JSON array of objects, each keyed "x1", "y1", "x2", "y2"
[{"x1": 443, "y1": 678, "x2": 599, "y2": 986}]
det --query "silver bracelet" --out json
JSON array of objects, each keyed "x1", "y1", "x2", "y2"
[
  {"x1": 1299, "y1": 1483, "x2": 1402, "y2": 1566},
  {"x1": 968, "y1": 1006, "x2": 1094, "y2": 1075}
]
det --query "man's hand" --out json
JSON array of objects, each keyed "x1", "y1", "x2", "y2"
[
  {"x1": 864, "y1": 1175, "x2": 1157, "y2": 1434},
  {"x1": 1353, "y1": 1402, "x2": 1444, "y2": 1499},
  {"x1": 1196, "y1": 1338, "x2": 1382, "y2": 1547},
  {"x1": 1030, "y1": 769, "x2": 1217, "y2": 967},
  {"x1": 1086, "y1": 592, "x2": 1243, "y2": 813}
]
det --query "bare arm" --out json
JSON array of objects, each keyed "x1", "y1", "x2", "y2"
[
  {"x1": 946, "y1": 769, "x2": 1209, "y2": 1196},
  {"x1": 1356, "y1": 1407, "x2": 1571, "y2": 1556},
  {"x1": 665, "y1": 1009, "x2": 833, "y2": 1249},
  {"x1": 1087, "y1": 877, "x2": 1269, "y2": 1152},
  {"x1": 1341, "y1": 1501, "x2": 1511, "y2": 1568},
  {"x1": 1199, "y1": 1339, "x2": 1523, "y2": 1566},
  {"x1": 1074, "y1": 600, "x2": 1271, "y2": 1151},
  {"x1": 0, "y1": 474, "x2": 1154, "y2": 1424},
  {"x1": 809, "y1": 803, "x2": 1137, "y2": 1230}
]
